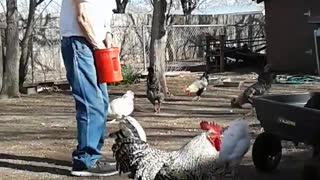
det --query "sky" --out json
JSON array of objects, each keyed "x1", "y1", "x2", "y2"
[
  {"x1": 0, "y1": 0, "x2": 264, "y2": 16},
  {"x1": 127, "y1": 0, "x2": 264, "y2": 15}
]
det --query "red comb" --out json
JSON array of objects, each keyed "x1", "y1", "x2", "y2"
[
  {"x1": 200, "y1": 121, "x2": 221, "y2": 134},
  {"x1": 200, "y1": 121, "x2": 222, "y2": 151}
]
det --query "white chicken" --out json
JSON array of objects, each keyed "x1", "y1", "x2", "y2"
[
  {"x1": 108, "y1": 90, "x2": 135, "y2": 123},
  {"x1": 215, "y1": 117, "x2": 251, "y2": 179},
  {"x1": 110, "y1": 116, "x2": 250, "y2": 180}
]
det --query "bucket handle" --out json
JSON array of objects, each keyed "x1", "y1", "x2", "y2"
[{"x1": 112, "y1": 57, "x2": 120, "y2": 71}]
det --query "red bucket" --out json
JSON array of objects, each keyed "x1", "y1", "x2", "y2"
[{"x1": 93, "y1": 47, "x2": 123, "y2": 83}]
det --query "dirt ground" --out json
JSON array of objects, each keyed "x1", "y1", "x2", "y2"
[{"x1": 0, "y1": 72, "x2": 319, "y2": 180}]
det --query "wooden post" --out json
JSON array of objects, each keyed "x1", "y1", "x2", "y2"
[
  {"x1": 219, "y1": 35, "x2": 225, "y2": 72},
  {"x1": 142, "y1": 25, "x2": 147, "y2": 72}
]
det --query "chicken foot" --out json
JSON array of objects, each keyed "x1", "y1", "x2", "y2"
[{"x1": 154, "y1": 102, "x2": 161, "y2": 114}]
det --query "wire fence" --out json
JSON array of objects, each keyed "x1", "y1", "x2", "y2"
[
  {"x1": 112, "y1": 23, "x2": 265, "y2": 73},
  {"x1": 22, "y1": 14, "x2": 266, "y2": 84},
  {"x1": 25, "y1": 26, "x2": 63, "y2": 84}
]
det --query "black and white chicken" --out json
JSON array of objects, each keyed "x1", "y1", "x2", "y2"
[
  {"x1": 231, "y1": 64, "x2": 276, "y2": 108},
  {"x1": 184, "y1": 71, "x2": 209, "y2": 101},
  {"x1": 110, "y1": 116, "x2": 250, "y2": 180},
  {"x1": 146, "y1": 67, "x2": 165, "y2": 113}
]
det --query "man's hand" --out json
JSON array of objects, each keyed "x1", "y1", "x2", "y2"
[
  {"x1": 93, "y1": 42, "x2": 106, "y2": 50},
  {"x1": 103, "y1": 32, "x2": 115, "y2": 48}
]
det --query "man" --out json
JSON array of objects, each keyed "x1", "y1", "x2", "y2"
[{"x1": 59, "y1": 0, "x2": 117, "y2": 177}]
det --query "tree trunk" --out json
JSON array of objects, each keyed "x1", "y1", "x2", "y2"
[
  {"x1": 0, "y1": 29, "x2": 3, "y2": 91},
  {"x1": 149, "y1": 0, "x2": 170, "y2": 96},
  {"x1": 113, "y1": 0, "x2": 129, "y2": 13},
  {"x1": 19, "y1": 0, "x2": 40, "y2": 90},
  {"x1": 1, "y1": 0, "x2": 19, "y2": 98},
  {"x1": 180, "y1": 0, "x2": 197, "y2": 15}
]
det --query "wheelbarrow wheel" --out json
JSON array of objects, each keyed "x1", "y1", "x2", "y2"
[{"x1": 252, "y1": 132, "x2": 282, "y2": 172}]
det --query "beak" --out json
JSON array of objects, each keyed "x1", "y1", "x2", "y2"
[{"x1": 206, "y1": 129, "x2": 217, "y2": 137}]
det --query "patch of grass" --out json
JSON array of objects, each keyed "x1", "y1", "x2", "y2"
[{"x1": 121, "y1": 64, "x2": 140, "y2": 84}]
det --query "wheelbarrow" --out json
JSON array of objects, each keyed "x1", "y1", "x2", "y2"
[{"x1": 251, "y1": 92, "x2": 320, "y2": 172}]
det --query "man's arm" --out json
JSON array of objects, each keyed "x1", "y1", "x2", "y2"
[
  {"x1": 103, "y1": 0, "x2": 116, "y2": 48},
  {"x1": 74, "y1": 0, "x2": 105, "y2": 49}
]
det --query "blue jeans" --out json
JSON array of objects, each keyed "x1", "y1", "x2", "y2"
[{"x1": 61, "y1": 36, "x2": 109, "y2": 169}]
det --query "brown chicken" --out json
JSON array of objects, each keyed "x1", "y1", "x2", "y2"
[
  {"x1": 146, "y1": 67, "x2": 165, "y2": 113},
  {"x1": 231, "y1": 64, "x2": 276, "y2": 108}
]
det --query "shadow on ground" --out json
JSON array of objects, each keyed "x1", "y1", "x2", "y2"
[{"x1": 0, "y1": 153, "x2": 70, "y2": 176}]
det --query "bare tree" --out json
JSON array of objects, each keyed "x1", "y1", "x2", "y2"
[
  {"x1": 148, "y1": 0, "x2": 171, "y2": 96},
  {"x1": 1, "y1": 0, "x2": 19, "y2": 98},
  {"x1": 180, "y1": 0, "x2": 198, "y2": 15},
  {"x1": 0, "y1": 28, "x2": 3, "y2": 91},
  {"x1": 19, "y1": 0, "x2": 45, "y2": 90},
  {"x1": 113, "y1": 0, "x2": 129, "y2": 13}
]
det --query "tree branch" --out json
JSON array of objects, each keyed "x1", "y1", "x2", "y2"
[{"x1": 35, "y1": 0, "x2": 45, "y2": 7}]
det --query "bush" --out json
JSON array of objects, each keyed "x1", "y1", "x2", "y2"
[{"x1": 108, "y1": 64, "x2": 140, "y2": 86}]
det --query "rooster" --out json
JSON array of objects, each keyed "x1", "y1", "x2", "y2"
[
  {"x1": 110, "y1": 116, "x2": 250, "y2": 180},
  {"x1": 107, "y1": 90, "x2": 135, "y2": 123},
  {"x1": 146, "y1": 67, "x2": 165, "y2": 113},
  {"x1": 231, "y1": 64, "x2": 276, "y2": 108},
  {"x1": 184, "y1": 71, "x2": 209, "y2": 101}
]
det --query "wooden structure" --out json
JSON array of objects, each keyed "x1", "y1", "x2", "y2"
[
  {"x1": 256, "y1": 0, "x2": 320, "y2": 74},
  {"x1": 22, "y1": 80, "x2": 71, "y2": 95},
  {"x1": 203, "y1": 34, "x2": 267, "y2": 72},
  {"x1": 308, "y1": 16, "x2": 320, "y2": 75},
  {"x1": 204, "y1": 35, "x2": 225, "y2": 72}
]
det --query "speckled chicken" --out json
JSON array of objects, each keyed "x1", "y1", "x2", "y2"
[
  {"x1": 231, "y1": 64, "x2": 276, "y2": 108},
  {"x1": 146, "y1": 67, "x2": 165, "y2": 113},
  {"x1": 110, "y1": 116, "x2": 222, "y2": 180},
  {"x1": 110, "y1": 115, "x2": 251, "y2": 180},
  {"x1": 184, "y1": 71, "x2": 209, "y2": 101}
]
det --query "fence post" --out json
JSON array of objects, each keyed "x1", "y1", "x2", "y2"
[
  {"x1": 142, "y1": 25, "x2": 147, "y2": 71},
  {"x1": 31, "y1": 33, "x2": 34, "y2": 84},
  {"x1": 58, "y1": 40, "x2": 62, "y2": 80}
]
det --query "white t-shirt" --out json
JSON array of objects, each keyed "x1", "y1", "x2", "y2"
[{"x1": 59, "y1": 0, "x2": 115, "y2": 42}]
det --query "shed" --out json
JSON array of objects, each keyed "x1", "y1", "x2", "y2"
[{"x1": 255, "y1": 0, "x2": 320, "y2": 74}]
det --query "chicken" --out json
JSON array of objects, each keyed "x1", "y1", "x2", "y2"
[
  {"x1": 184, "y1": 71, "x2": 209, "y2": 101},
  {"x1": 110, "y1": 116, "x2": 222, "y2": 180},
  {"x1": 231, "y1": 64, "x2": 276, "y2": 108},
  {"x1": 108, "y1": 90, "x2": 135, "y2": 123},
  {"x1": 146, "y1": 67, "x2": 165, "y2": 113},
  {"x1": 214, "y1": 117, "x2": 251, "y2": 179}
]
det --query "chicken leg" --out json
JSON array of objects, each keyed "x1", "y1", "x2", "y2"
[
  {"x1": 231, "y1": 166, "x2": 241, "y2": 180},
  {"x1": 154, "y1": 101, "x2": 161, "y2": 114},
  {"x1": 192, "y1": 96, "x2": 201, "y2": 101}
]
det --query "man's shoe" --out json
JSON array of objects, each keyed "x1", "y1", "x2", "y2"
[
  {"x1": 99, "y1": 157, "x2": 117, "y2": 166},
  {"x1": 71, "y1": 159, "x2": 118, "y2": 177}
]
